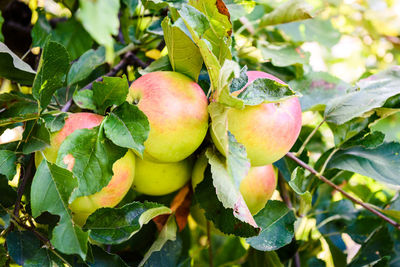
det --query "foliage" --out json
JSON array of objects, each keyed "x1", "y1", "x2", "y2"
[{"x1": 0, "y1": 0, "x2": 400, "y2": 266}]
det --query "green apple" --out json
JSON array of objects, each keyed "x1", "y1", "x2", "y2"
[
  {"x1": 211, "y1": 71, "x2": 302, "y2": 166},
  {"x1": 128, "y1": 71, "x2": 209, "y2": 163},
  {"x1": 35, "y1": 112, "x2": 136, "y2": 226},
  {"x1": 132, "y1": 155, "x2": 193, "y2": 196},
  {"x1": 191, "y1": 155, "x2": 276, "y2": 215}
]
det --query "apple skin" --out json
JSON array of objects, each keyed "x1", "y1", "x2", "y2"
[
  {"x1": 211, "y1": 71, "x2": 302, "y2": 166},
  {"x1": 132, "y1": 156, "x2": 194, "y2": 196},
  {"x1": 191, "y1": 155, "x2": 276, "y2": 215},
  {"x1": 128, "y1": 71, "x2": 209, "y2": 163},
  {"x1": 34, "y1": 113, "x2": 135, "y2": 226},
  {"x1": 239, "y1": 164, "x2": 277, "y2": 215}
]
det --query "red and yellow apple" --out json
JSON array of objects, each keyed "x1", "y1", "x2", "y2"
[
  {"x1": 191, "y1": 154, "x2": 277, "y2": 215},
  {"x1": 132, "y1": 156, "x2": 193, "y2": 196},
  {"x1": 128, "y1": 71, "x2": 208, "y2": 163},
  {"x1": 35, "y1": 113, "x2": 135, "y2": 225},
  {"x1": 212, "y1": 71, "x2": 302, "y2": 166}
]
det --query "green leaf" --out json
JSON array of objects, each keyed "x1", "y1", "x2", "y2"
[
  {"x1": 288, "y1": 167, "x2": 312, "y2": 212},
  {"x1": 325, "y1": 66, "x2": 400, "y2": 125},
  {"x1": 41, "y1": 113, "x2": 67, "y2": 133},
  {"x1": 259, "y1": 0, "x2": 312, "y2": 27},
  {"x1": 56, "y1": 126, "x2": 127, "y2": 201},
  {"x1": 227, "y1": 132, "x2": 250, "y2": 188},
  {"x1": 328, "y1": 117, "x2": 370, "y2": 146},
  {"x1": 162, "y1": 17, "x2": 203, "y2": 81},
  {"x1": 32, "y1": 41, "x2": 70, "y2": 109},
  {"x1": 0, "y1": 245, "x2": 6, "y2": 267},
  {"x1": 349, "y1": 227, "x2": 393, "y2": 267},
  {"x1": 0, "y1": 42, "x2": 36, "y2": 85},
  {"x1": 6, "y1": 231, "x2": 41, "y2": 265},
  {"x1": 0, "y1": 174, "x2": 17, "y2": 207},
  {"x1": 144, "y1": 236, "x2": 186, "y2": 267},
  {"x1": 90, "y1": 246, "x2": 129, "y2": 267},
  {"x1": 238, "y1": 76, "x2": 299, "y2": 105},
  {"x1": 31, "y1": 9, "x2": 51, "y2": 47},
  {"x1": 0, "y1": 150, "x2": 16, "y2": 180},
  {"x1": 104, "y1": 102, "x2": 149, "y2": 156},
  {"x1": 67, "y1": 47, "x2": 106, "y2": 85},
  {"x1": 245, "y1": 249, "x2": 284, "y2": 267},
  {"x1": 246, "y1": 200, "x2": 295, "y2": 251},
  {"x1": 327, "y1": 142, "x2": 400, "y2": 186},
  {"x1": 31, "y1": 160, "x2": 88, "y2": 259},
  {"x1": 21, "y1": 119, "x2": 50, "y2": 154},
  {"x1": 0, "y1": 11, "x2": 3, "y2": 42},
  {"x1": 224, "y1": 0, "x2": 255, "y2": 21},
  {"x1": 77, "y1": 0, "x2": 120, "y2": 62},
  {"x1": 289, "y1": 71, "x2": 349, "y2": 111},
  {"x1": 139, "y1": 55, "x2": 172, "y2": 75},
  {"x1": 92, "y1": 76, "x2": 129, "y2": 114},
  {"x1": 258, "y1": 43, "x2": 310, "y2": 67},
  {"x1": 215, "y1": 60, "x2": 245, "y2": 108},
  {"x1": 208, "y1": 102, "x2": 229, "y2": 154},
  {"x1": 139, "y1": 215, "x2": 177, "y2": 267},
  {"x1": 51, "y1": 18, "x2": 94, "y2": 60},
  {"x1": 122, "y1": 0, "x2": 139, "y2": 16},
  {"x1": 84, "y1": 201, "x2": 171, "y2": 244},
  {"x1": 0, "y1": 92, "x2": 38, "y2": 121},
  {"x1": 24, "y1": 248, "x2": 64, "y2": 267},
  {"x1": 277, "y1": 19, "x2": 340, "y2": 48},
  {"x1": 195, "y1": 149, "x2": 260, "y2": 237},
  {"x1": 73, "y1": 89, "x2": 96, "y2": 110}
]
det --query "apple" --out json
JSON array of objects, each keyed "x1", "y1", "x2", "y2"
[
  {"x1": 191, "y1": 154, "x2": 277, "y2": 215},
  {"x1": 211, "y1": 71, "x2": 302, "y2": 166},
  {"x1": 35, "y1": 112, "x2": 136, "y2": 226},
  {"x1": 128, "y1": 71, "x2": 209, "y2": 163},
  {"x1": 132, "y1": 156, "x2": 193, "y2": 196}
]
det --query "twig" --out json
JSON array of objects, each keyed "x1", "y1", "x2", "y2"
[
  {"x1": 13, "y1": 155, "x2": 34, "y2": 217},
  {"x1": 296, "y1": 119, "x2": 325, "y2": 156},
  {"x1": 278, "y1": 172, "x2": 300, "y2": 267},
  {"x1": 206, "y1": 221, "x2": 214, "y2": 267},
  {"x1": 285, "y1": 152, "x2": 400, "y2": 231}
]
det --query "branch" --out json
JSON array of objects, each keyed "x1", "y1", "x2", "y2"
[
  {"x1": 61, "y1": 51, "x2": 149, "y2": 112},
  {"x1": 13, "y1": 155, "x2": 34, "y2": 217},
  {"x1": 206, "y1": 221, "x2": 214, "y2": 267},
  {"x1": 285, "y1": 152, "x2": 400, "y2": 231}
]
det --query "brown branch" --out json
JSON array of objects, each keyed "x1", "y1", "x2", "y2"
[
  {"x1": 13, "y1": 155, "x2": 35, "y2": 217},
  {"x1": 285, "y1": 152, "x2": 400, "y2": 231}
]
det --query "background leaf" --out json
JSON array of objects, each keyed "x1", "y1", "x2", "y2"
[
  {"x1": 0, "y1": 150, "x2": 16, "y2": 180},
  {"x1": 92, "y1": 76, "x2": 129, "y2": 114}
]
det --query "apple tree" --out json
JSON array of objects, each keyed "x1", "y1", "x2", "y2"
[{"x1": 0, "y1": 0, "x2": 400, "y2": 266}]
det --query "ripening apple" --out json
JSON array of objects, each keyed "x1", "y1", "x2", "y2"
[
  {"x1": 211, "y1": 71, "x2": 302, "y2": 166},
  {"x1": 132, "y1": 156, "x2": 193, "y2": 196},
  {"x1": 34, "y1": 113, "x2": 135, "y2": 226},
  {"x1": 191, "y1": 154, "x2": 277, "y2": 215},
  {"x1": 128, "y1": 71, "x2": 209, "y2": 163}
]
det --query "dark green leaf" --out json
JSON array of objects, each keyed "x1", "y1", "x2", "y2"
[
  {"x1": 328, "y1": 117, "x2": 370, "y2": 146},
  {"x1": 104, "y1": 102, "x2": 149, "y2": 156},
  {"x1": 90, "y1": 246, "x2": 129, "y2": 267},
  {"x1": 84, "y1": 201, "x2": 170, "y2": 244},
  {"x1": 259, "y1": 0, "x2": 312, "y2": 27},
  {"x1": 0, "y1": 42, "x2": 36, "y2": 85},
  {"x1": 0, "y1": 11, "x2": 3, "y2": 42},
  {"x1": 325, "y1": 66, "x2": 400, "y2": 125},
  {"x1": 31, "y1": 10, "x2": 51, "y2": 47},
  {"x1": 31, "y1": 160, "x2": 88, "y2": 259},
  {"x1": 56, "y1": 126, "x2": 127, "y2": 201},
  {"x1": 67, "y1": 47, "x2": 106, "y2": 85},
  {"x1": 246, "y1": 200, "x2": 295, "y2": 251},
  {"x1": 238, "y1": 77, "x2": 299, "y2": 105},
  {"x1": 258, "y1": 43, "x2": 310, "y2": 67},
  {"x1": 289, "y1": 71, "x2": 349, "y2": 111},
  {"x1": 21, "y1": 119, "x2": 50, "y2": 154},
  {"x1": 6, "y1": 231, "x2": 41, "y2": 265},
  {"x1": 92, "y1": 76, "x2": 129, "y2": 114},
  {"x1": 0, "y1": 92, "x2": 38, "y2": 121},
  {"x1": 73, "y1": 89, "x2": 96, "y2": 110},
  {"x1": 24, "y1": 248, "x2": 64, "y2": 267},
  {"x1": 244, "y1": 249, "x2": 283, "y2": 267},
  {"x1": 327, "y1": 142, "x2": 400, "y2": 186},
  {"x1": 161, "y1": 17, "x2": 203, "y2": 81},
  {"x1": 0, "y1": 150, "x2": 16, "y2": 180},
  {"x1": 51, "y1": 18, "x2": 94, "y2": 60},
  {"x1": 143, "y1": 236, "x2": 185, "y2": 267},
  {"x1": 32, "y1": 41, "x2": 70, "y2": 109},
  {"x1": 122, "y1": 0, "x2": 139, "y2": 16},
  {"x1": 349, "y1": 227, "x2": 393, "y2": 267},
  {"x1": 0, "y1": 245, "x2": 6, "y2": 266},
  {"x1": 0, "y1": 174, "x2": 17, "y2": 207},
  {"x1": 42, "y1": 113, "x2": 67, "y2": 133}
]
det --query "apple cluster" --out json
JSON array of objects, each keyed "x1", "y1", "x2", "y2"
[{"x1": 35, "y1": 70, "x2": 301, "y2": 225}]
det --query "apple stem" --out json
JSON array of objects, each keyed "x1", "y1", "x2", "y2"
[
  {"x1": 296, "y1": 118, "x2": 326, "y2": 157},
  {"x1": 286, "y1": 152, "x2": 400, "y2": 231}
]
